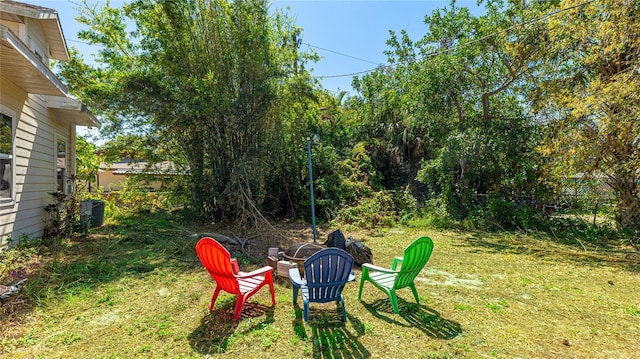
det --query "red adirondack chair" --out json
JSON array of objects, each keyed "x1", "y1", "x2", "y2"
[{"x1": 196, "y1": 237, "x2": 275, "y2": 320}]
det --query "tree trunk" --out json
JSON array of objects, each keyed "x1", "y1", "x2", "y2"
[
  {"x1": 188, "y1": 124, "x2": 208, "y2": 219},
  {"x1": 609, "y1": 173, "x2": 640, "y2": 231},
  {"x1": 614, "y1": 182, "x2": 640, "y2": 231},
  {"x1": 481, "y1": 93, "x2": 490, "y2": 122}
]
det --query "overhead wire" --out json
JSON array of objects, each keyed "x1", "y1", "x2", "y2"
[
  {"x1": 67, "y1": 39, "x2": 87, "y2": 44},
  {"x1": 302, "y1": 42, "x2": 380, "y2": 65},
  {"x1": 64, "y1": 1, "x2": 595, "y2": 80},
  {"x1": 311, "y1": 0, "x2": 596, "y2": 79}
]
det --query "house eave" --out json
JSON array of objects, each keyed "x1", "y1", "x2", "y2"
[
  {"x1": 47, "y1": 96, "x2": 102, "y2": 129},
  {"x1": 0, "y1": 0, "x2": 68, "y2": 60},
  {"x1": 0, "y1": 24, "x2": 68, "y2": 96}
]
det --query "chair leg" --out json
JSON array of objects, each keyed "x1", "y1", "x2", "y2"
[
  {"x1": 210, "y1": 286, "x2": 222, "y2": 312},
  {"x1": 292, "y1": 285, "x2": 299, "y2": 305},
  {"x1": 409, "y1": 284, "x2": 420, "y2": 305},
  {"x1": 388, "y1": 290, "x2": 400, "y2": 314},
  {"x1": 267, "y1": 274, "x2": 276, "y2": 305},
  {"x1": 303, "y1": 300, "x2": 309, "y2": 322},
  {"x1": 358, "y1": 276, "x2": 366, "y2": 300},
  {"x1": 340, "y1": 296, "x2": 347, "y2": 322},
  {"x1": 234, "y1": 294, "x2": 248, "y2": 321}
]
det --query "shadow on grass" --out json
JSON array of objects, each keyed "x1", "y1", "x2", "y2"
[
  {"x1": 360, "y1": 297, "x2": 461, "y2": 339},
  {"x1": 15, "y1": 211, "x2": 206, "y2": 306},
  {"x1": 463, "y1": 231, "x2": 640, "y2": 271},
  {"x1": 188, "y1": 301, "x2": 274, "y2": 355},
  {"x1": 21, "y1": 238, "x2": 196, "y2": 307},
  {"x1": 10, "y1": 211, "x2": 316, "y2": 315},
  {"x1": 292, "y1": 303, "x2": 371, "y2": 358}
]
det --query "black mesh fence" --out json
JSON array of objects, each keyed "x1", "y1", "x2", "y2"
[
  {"x1": 470, "y1": 177, "x2": 618, "y2": 225},
  {"x1": 554, "y1": 177, "x2": 617, "y2": 223}
]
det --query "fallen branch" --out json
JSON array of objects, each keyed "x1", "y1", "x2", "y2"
[
  {"x1": 199, "y1": 232, "x2": 254, "y2": 257},
  {"x1": 200, "y1": 233, "x2": 240, "y2": 245}
]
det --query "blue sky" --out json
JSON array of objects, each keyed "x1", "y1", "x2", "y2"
[{"x1": 30, "y1": 0, "x2": 484, "y2": 94}]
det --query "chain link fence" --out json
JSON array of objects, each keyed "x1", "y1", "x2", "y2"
[{"x1": 555, "y1": 176, "x2": 617, "y2": 224}]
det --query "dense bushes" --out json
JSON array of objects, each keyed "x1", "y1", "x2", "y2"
[{"x1": 69, "y1": 0, "x2": 635, "y2": 240}]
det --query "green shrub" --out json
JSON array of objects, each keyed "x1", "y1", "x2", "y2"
[
  {"x1": 487, "y1": 198, "x2": 518, "y2": 230},
  {"x1": 331, "y1": 188, "x2": 422, "y2": 229},
  {"x1": 332, "y1": 191, "x2": 398, "y2": 229},
  {"x1": 472, "y1": 198, "x2": 543, "y2": 231},
  {"x1": 100, "y1": 177, "x2": 183, "y2": 220},
  {"x1": 547, "y1": 216, "x2": 619, "y2": 244},
  {"x1": 402, "y1": 203, "x2": 457, "y2": 230},
  {"x1": 43, "y1": 189, "x2": 85, "y2": 244},
  {"x1": 0, "y1": 241, "x2": 39, "y2": 284}
]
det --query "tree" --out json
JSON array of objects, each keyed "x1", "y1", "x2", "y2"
[
  {"x1": 352, "y1": 0, "x2": 549, "y2": 218},
  {"x1": 535, "y1": 0, "x2": 640, "y2": 230},
  {"x1": 59, "y1": 0, "x2": 316, "y2": 221},
  {"x1": 75, "y1": 136, "x2": 100, "y2": 192}
]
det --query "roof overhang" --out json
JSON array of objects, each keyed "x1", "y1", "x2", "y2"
[
  {"x1": 0, "y1": 1, "x2": 68, "y2": 60},
  {"x1": 0, "y1": 24, "x2": 68, "y2": 96},
  {"x1": 47, "y1": 96, "x2": 101, "y2": 129}
]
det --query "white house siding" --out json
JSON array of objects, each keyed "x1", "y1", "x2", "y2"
[
  {"x1": 0, "y1": 1, "x2": 97, "y2": 250},
  {"x1": 24, "y1": 17, "x2": 50, "y2": 65},
  {"x1": 1, "y1": 13, "x2": 50, "y2": 65},
  {"x1": 0, "y1": 79, "x2": 75, "y2": 248}
]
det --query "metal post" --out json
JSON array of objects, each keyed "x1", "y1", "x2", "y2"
[{"x1": 307, "y1": 138, "x2": 317, "y2": 243}]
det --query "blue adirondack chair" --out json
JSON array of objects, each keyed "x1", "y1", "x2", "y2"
[{"x1": 289, "y1": 247, "x2": 356, "y2": 322}]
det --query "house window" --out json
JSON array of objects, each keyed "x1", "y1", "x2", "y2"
[
  {"x1": 0, "y1": 112, "x2": 13, "y2": 200},
  {"x1": 56, "y1": 139, "x2": 67, "y2": 194}
]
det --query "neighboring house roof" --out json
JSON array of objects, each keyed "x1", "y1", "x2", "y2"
[
  {"x1": 102, "y1": 161, "x2": 180, "y2": 175},
  {"x1": 0, "y1": 1, "x2": 101, "y2": 128}
]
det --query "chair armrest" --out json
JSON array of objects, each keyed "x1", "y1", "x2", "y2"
[
  {"x1": 235, "y1": 265, "x2": 273, "y2": 279},
  {"x1": 391, "y1": 257, "x2": 404, "y2": 270},
  {"x1": 362, "y1": 262, "x2": 398, "y2": 274},
  {"x1": 348, "y1": 270, "x2": 356, "y2": 282},
  {"x1": 230, "y1": 258, "x2": 240, "y2": 275},
  {"x1": 289, "y1": 268, "x2": 306, "y2": 286}
]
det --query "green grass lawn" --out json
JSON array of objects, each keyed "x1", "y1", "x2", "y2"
[{"x1": 1, "y1": 211, "x2": 639, "y2": 358}]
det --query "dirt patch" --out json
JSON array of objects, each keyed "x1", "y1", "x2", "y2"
[
  {"x1": 90, "y1": 311, "x2": 123, "y2": 327},
  {"x1": 418, "y1": 268, "x2": 484, "y2": 289}
]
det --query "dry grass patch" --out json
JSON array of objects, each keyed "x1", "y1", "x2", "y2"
[{"x1": 1, "y1": 212, "x2": 639, "y2": 358}]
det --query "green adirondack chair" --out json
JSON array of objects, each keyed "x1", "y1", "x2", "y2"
[{"x1": 358, "y1": 236, "x2": 434, "y2": 313}]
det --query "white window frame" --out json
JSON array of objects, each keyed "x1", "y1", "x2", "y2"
[{"x1": 0, "y1": 105, "x2": 16, "y2": 206}]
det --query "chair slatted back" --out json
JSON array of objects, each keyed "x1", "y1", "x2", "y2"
[
  {"x1": 195, "y1": 237, "x2": 240, "y2": 293},
  {"x1": 304, "y1": 248, "x2": 354, "y2": 303},
  {"x1": 395, "y1": 236, "x2": 434, "y2": 289}
]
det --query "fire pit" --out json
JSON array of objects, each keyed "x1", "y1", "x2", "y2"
[
  {"x1": 282, "y1": 242, "x2": 325, "y2": 276},
  {"x1": 272, "y1": 230, "x2": 373, "y2": 279}
]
